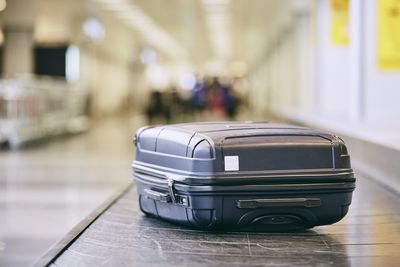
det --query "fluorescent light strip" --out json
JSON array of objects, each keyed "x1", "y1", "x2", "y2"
[
  {"x1": 93, "y1": 0, "x2": 186, "y2": 58},
  {"x1": 201, "y1": 0, "x2": 232, "y2": 60}
]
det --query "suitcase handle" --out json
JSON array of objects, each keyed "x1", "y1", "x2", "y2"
[
  {"x1": 143, "y1": 188, "x2": 189, "y2": 206},
  {"x1": 144, "y1": 188, "x2": 171, "y2": 203},
  {"x1": 236, "y1": 198, "x2": 321, "y2": 209}
]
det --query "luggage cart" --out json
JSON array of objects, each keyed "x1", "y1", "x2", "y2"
[{"x1": 0, "y1": 77, "x2": 89, "y2": 148}]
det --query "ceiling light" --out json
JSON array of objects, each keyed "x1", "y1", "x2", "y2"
[
  {"x1": 201, "y1": 0, "x2": 232, "y2": 60},
  {"x1": 179, "y1": 73, "x2": 196, "y2": 90},
  {"x1": 140, "y1": 47, "x2": 157, "y2": 65},
  {"x1": 82, "y1": 17, "x2": 106, "y2": 43}
]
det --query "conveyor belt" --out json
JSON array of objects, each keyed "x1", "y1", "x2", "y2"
[{"x1": 34, "y1": 173, "x2": 400, "y2": 267}]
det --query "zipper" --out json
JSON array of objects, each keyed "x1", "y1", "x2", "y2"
[{"x1": 136, "y1": 173, "x2": 356, "y2": 194}]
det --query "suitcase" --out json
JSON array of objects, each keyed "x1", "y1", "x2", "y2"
[{"x1": 132, "y1": 121, "x2": 355, "y2": 230}]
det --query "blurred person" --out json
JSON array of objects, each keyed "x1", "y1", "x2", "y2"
[
  {"x1": 191, "y1": 77, "x2": 207, "y2": 112},
  {"x1": 220, "y1": 78, "x2": 239, "y2": 119},
  {"x1": 190, "y1": 76, "x2": 210, "y2": 121},
  {"x1": 188, "y1": 75, "x2": 240, "y2": 120},
  {"x1": 207, "y1": 77, "x2": 226, "y2": 119},
  {"x1": 146, "y1": 90, "x2": 169, "y2": 123},
  {"x1": 164, "y1": 86, "x2": 185, "y2": 122},
  {"x1": 203, "y1": 76, "x2": 239, "y2": 120}
]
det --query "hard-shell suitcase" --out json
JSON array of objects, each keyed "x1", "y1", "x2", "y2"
[{"x1": 132, "y1": 121, "x2": 356, "y2": 230}]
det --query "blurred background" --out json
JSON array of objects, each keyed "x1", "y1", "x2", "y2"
[{"x1": 1, "y1": 0, "x2": 400, "y2": 266}]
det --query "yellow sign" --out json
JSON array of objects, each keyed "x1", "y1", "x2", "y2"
[
  {"x1": 377, "y1": 0, "x2": 400, "y2": 69},
  {"x1": 330, "y1": 0, "x2": 349, "y2": 45}
]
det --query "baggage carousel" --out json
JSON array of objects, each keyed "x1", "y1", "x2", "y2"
[{"x1": 34, "y1": 172, "x2": 400, "y2": 267}]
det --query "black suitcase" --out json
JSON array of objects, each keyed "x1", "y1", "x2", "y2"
[{"x1": 132, "y1": 121, "x2": 355, "y2": 230}]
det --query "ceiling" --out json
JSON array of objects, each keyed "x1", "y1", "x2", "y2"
[
  {"x1": 125, "y1": 0, "x2": 286, "y2": 65},
  {"x1": 0, "y1": 0, "x2": 292, "y2": 68}
]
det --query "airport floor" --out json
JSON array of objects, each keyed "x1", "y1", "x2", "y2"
[
  {"x1": 1, "y1": 117, "x2": 400, "y2": 267},
  {"x1": 0, "y1": 117, "x2": 139, "y2": 266}
]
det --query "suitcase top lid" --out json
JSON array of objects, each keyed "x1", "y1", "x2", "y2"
[{"x1": 134, "y1": 121, "x2": 351, "y2": 175}]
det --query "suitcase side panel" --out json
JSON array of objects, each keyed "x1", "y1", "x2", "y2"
[
  {"x1": 136, "y1": 180, "x2": 354, "y2": 230},
  {"x1": 222, "y1": 135, "x2": 334, "y2": 171}
]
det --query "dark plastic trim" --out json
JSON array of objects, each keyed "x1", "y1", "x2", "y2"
[{"x1": 236, "y1": 198, "x2": 322, "y2": 209}]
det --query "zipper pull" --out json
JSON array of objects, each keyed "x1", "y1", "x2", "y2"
[{"x1": 167, "y1": 178, "x2": 177, "y2": 203}]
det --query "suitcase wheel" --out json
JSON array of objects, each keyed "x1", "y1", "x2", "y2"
[{"x1": 187, "y1": 209, "x2": 216, "y2": 228}]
